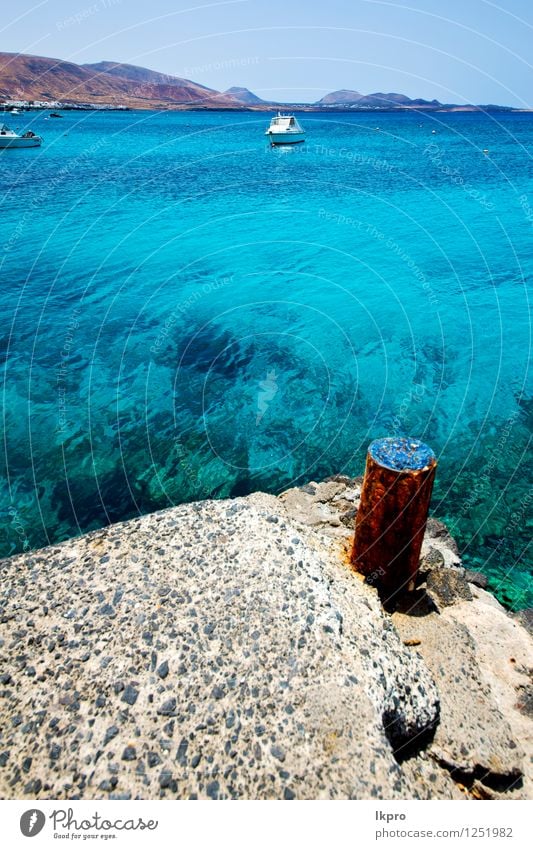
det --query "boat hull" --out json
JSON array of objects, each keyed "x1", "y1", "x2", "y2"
[
  {"x1": 0, "y1": 136, "x2": 42, "y2": 149},
  {"x1": 267, "y1": 132, "x2": 305, "y2": 145}
]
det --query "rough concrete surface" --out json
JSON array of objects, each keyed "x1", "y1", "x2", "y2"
[{"x1": 0, "y1": 478, "x2": 531, "y2": 800}]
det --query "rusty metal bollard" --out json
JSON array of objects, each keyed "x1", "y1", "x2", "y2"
[{"x1": 351, "y1": 437, "x2": 437, "y2": 604}]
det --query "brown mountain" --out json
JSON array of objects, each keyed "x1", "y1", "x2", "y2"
[
  {"x1": 0, "y1": 52, "x2": 239, "y2": 108},
  {"x1": 0, "y1": 53, "x2": 520, "y2": 112},
  {"x1": 224, "y1": 86, "x2": 267, "y2": 105},
  {"x1": 82, "y1": 61, "x2": 219, "y2": 100}
]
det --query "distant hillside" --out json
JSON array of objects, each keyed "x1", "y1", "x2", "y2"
[
  {"x1": 83, "y1": 61, "x2": 216, "y2": 93},
  {"x1": 317, "y1": 89, "x2": 442, "y2": 109},
  {"x1": 318, "y1": 89, "x2": 363, "y2": 105},
  {"x1": 0, "y1": 53, "x2": 239, "y2": 109},
  {"x1": 0, "y1": 53, "x2": 524, "y2": 112},
  {"x1": 359, "y1": 92, "x2": 413, "y2": 106},
  {"x1": 225, "y1": 86, "x2": 267, "y2": 105}
]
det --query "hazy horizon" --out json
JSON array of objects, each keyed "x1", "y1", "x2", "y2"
[{"x1": 3, "y1": 0, "x2": 533, "y2": 106}]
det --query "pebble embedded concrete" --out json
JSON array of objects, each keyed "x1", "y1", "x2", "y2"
[{"x1": 0, "y1": 478, "x2": 531, "y2": 800}]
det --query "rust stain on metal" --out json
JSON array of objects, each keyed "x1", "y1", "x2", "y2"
[{"x1": 351, "y1": 437, "x2": 437, "y2": 606}]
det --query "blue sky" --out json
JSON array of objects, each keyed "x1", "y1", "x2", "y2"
[{"x1": 4, "y1": 0, "x2": 533, "y2": 105}]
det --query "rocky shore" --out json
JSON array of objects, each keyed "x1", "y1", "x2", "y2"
[{"x1": 0, "y1": 476, "x2": 531, "y2": 800}]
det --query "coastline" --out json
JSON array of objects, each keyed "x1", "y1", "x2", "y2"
[
  {"x1": 3, "y1": 105, "x2": 532, "y2": 113},
  {"x1": 1, "y1": 476, "x2": 531, "y2": 800}
]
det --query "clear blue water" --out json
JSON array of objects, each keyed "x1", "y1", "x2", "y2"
[{"x1": 1, "y1": 109, "x2": 531, "y2": 607}]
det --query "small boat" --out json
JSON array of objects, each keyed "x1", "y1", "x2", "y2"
[
  {"x1": 265, "y1": 113, "x2": 305, "y2": 145},
  {"x1": 0, "y1": 124, "x2": 42, "y2": 149},
  {"x1": 50, "y1": 113, "x2": 63, "y2": 118}
]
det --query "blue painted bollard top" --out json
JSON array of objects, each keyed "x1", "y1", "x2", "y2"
[{"x1": 369, "y1": 437, "x2": 436, "y2": 472}]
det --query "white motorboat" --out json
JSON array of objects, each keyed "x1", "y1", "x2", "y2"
[
  {"x1": 0, "y1": 124, "x2": 42, "y2": 149},
  {"x1": 265, "y1": 113, "x2": 305, "y2": 145}
]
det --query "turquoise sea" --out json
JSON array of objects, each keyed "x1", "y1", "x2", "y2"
[{"x1": 0, "y1": 109, "x2": 531, "y2": 607}]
